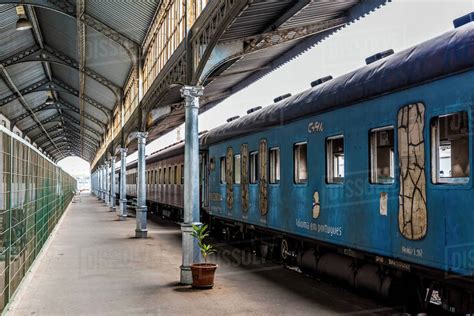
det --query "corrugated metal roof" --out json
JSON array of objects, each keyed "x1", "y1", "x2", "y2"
[
  {"x1": 199, "y1": 0, "x2": 391, "y2": 111},
  {"x1": 84, "y1": 103, "x2": 108, "y2": 123},
  {"x1": 1, "y1": 99, "x2": 24, "y2": 118},
  {"x1": 1, "y1": 91, "x2": 47, "y2": 119},
  {"x1": 51, "y1": 64, "x2": 79, "y2": 91},
  {"x1": 0, "y1": 79, "x2": 11, "y2": 98},
  {"x1": 85, "y1": 26, "x2": 132, "y2": 87},
  {"x1": 36, "y1": 7, "x2": 78, "y2": 60},
  {"x1": 84, "y1": 77, "x2": 116, "y2": 110},
  {"x1": 220, "y1": 0, "x2": 294, "y2": 41},
  {"x1": 28, "y1": 121, "x2": 58, "y2": 140},
  {"x1": 279, "y1": 0, "x2": 359, "y2": 30},
  {"x1": 7, "y1": 62, "x2": 46, "y2": 90},
  {"x1": 0, "y1": 4, "x2": 36, "y2": 60},
  {"x1": 86, "y1": 0, "x2": 159, "y2": 44}
]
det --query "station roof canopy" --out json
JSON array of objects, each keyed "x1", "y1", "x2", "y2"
[
  {"x1": 0, "y1": 0, "x2": 390, "y2": 164},
  {"x1": 0, "y1": 1, "x2": 160, "y2": 162}
]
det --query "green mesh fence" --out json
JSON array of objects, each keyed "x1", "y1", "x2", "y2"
[{"x1": 0, "y1": 130, "x2": 76, "y2": 311}]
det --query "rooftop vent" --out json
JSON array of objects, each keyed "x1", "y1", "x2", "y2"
[
  {"x1": 273, "y1": 93, "x2": 291, "y2": 103},
  {"x1": 226, "y1": 116, "x2": 240, "y2": 123},
  {"x1": 247, "y1": 106, "x2": 262, "y2": 114},
  {"x1": 311, "y1": 75, "x2": 333, "y2": 87},
  {"x1": 365, "y1": 49, "x2": 394, "y2": 65},
  {"x1": 453, "y1": 12, "x2": 474, "y2": 28}
]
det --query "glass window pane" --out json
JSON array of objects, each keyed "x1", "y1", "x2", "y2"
[
  {"x1": 370, "y1": 127, "x2": 395, "y2": 184},
  {"x1": 174, "y1": 166, "x2": 178, "y2": 184},
  {"x1": 250, "y1": 152, "x2": 258, "y2": 184},
  {"x1": 220, "y1": 157, "x2": 226, "y2": 184},
  {"x1": 327, "y1": 136, "x2": 344, "y2": 183},
  {"x1": 269, "y1": 148, "x2": 280, "y2": 184},
  {"x1": 234, "y1": 154, "x2": 241, "y2": 184},
  {"x1": 431, "y1": 112, "x2": 470, "y2": 184},
  {"x1": 294, "y1": 144, "x2": 307, "y2": 184}
]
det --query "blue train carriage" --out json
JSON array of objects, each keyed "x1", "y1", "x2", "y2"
[{"x1": 202, "y1": 16, "x2": 474, "y2": 312}]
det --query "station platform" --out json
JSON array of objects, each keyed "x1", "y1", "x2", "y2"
[{"x1": 7, "y1": 194, "x2": 391, "y2": 315}]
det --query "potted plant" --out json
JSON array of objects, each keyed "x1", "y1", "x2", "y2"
[{"x1": 190, "y1": 224, "x2": 218, "y2": 288}]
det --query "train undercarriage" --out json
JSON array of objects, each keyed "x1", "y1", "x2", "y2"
[{"x1": 133, "y1": 197, "x2": 474, "y2": 314}]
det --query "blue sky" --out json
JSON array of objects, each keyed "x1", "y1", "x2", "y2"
[{"x1": 58, "y1": 0, "x2": 474, "y2": 177}]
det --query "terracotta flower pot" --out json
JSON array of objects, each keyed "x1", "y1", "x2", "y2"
[{"x1": 190, "y1": 263, "x2": 218, "y2": 288}]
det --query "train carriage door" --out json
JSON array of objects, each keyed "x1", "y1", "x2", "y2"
[
  {"x1": 226, "y1": 147, "x2": 234, "y2": 210},
  {"x1": 241, "y1": 144, "x2": 249, "y2": 212},
  {"x1": 369, "y1": 126, "x2": 396, "y2": 252},
  {"x1": 397, "y1": 103, "x2": 427, "y2": 240},
  {"x1": 259, "y1": 139, "x2": 268, "y2": 216}
]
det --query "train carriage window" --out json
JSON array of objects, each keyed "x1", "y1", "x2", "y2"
[
  {"x1": 158, "y1": 168, "x2": 162, "y2": 184},
  {"x1": 181, "y1": 164, "x2": 184, "y2": 184},
  {"x1": 169, "y1": 166, "x2": 173, "y2": 184},
  {"x1": 220, "y1": 157, "x2": 226, "y2": 184},
  {"x1": 154, "y1": 170, "x2": 157, "y2": 184},
  {"x1": 327, "y1": 136, "x2": 344, "y2": 183},
  {"x1": 269, "y1": 148, "x2": 280, "y2": 184},
  {"x1": 174, "y1": 165, "x2": 179, "y2": 184},
  {"x1": 370, "y1": 127, "x2": 395, "y2": 184},
  {"x1": 250, "y1": 151, "x2": 258, "y2": 184},
  {"x1": 431, "y1": 112, "x2": 470, "y2": 184},
  {"x1": 294, "y1": 143, "x2": 307, "y2": 184},
  {"x1": 234, "y1": 154, "x2": 241, "y2": 184}
]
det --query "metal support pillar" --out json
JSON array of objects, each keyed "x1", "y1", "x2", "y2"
[
  {"x1": 98, "y1": 166, "x2": 103, "y2": 200},
  {"x1": 93, "y1": 171, "x2": 97, "y2": 195},
  {"x1": 110, "y1": 156, "x2": 116, "y2": 211},
  {"x1": 135, "y1": 132, "x2": 148, "y2": 238},
  {"x1": 180, "y1": 85, "x2": 204, "y2": 284},
  {"x1": 102, "y1": 164, "x2": 107, "y2": 202},
  {"x1": 105, "y1": 161, "x2": 110, "y2": 206},
  {"x1": 119, "y1": 148, "x2": 128, "y2": 220}
]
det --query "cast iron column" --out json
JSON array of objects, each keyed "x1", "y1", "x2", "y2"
[
  {"x1": 102, "y1": 165, "x2": 106, "y2": 201},
  {"x1": 119, "y1": 148, "x2": 128, "y2": 220},
  {"x1": 110, "y1": 156, "x2": 116, "y2": 211},
  {"x1": 105, "y1": 161, "x2": 110, "y2": 206},
  {"x1": 135, "y1": 132, "x2": 148, "y2": 238},
  {"x1": 99, "y1": 166, "x2": 103, "y2": 200},
  {"x1": 180, "y1": 85, "x2": 204, "y2": 284},
  {"x1": 92, "y1": 171, "x2": 95, "y2": 195}
]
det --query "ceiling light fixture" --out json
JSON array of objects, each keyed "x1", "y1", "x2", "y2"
[
  {"x1": 15, "y1": 5, "x2": 32, "y2": 31},
  {"x1": 45, "y1": 92, "x2": 55, "y2": 105}
]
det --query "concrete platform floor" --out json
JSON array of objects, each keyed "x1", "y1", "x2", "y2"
[{"x1": 8, "y1": 194, "x2": 394, "y2": 315}]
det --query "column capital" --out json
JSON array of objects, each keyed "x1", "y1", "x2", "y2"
[
  {"x1": 119, "y1": 147, "x2": 128, "y2": 154},
  {"x1": 181, "y1": 85, "x2": 204, "y2": 108},
  {"x1": 136, "y1": 132, "x2": 148, "y2": 141}
]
